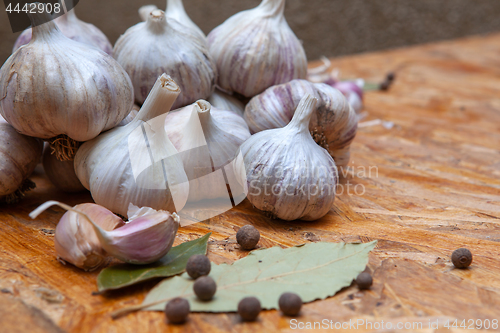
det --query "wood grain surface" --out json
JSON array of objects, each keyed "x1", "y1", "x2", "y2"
[{"x1": 1, "y1": 33, "x2": 500, "y2": 333}]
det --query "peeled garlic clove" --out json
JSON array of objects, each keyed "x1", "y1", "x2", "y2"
[
  {"x1": 52, "y1": 203, "x2": 124, "y2": 271},
  {"x1": 165, "y1": 100, "x2": 250, "y2": 202},
  {"x1": 0, "y1": 117, "x2": 43, "y2": 203},
  {"x1": 244, "y1": 79, "x2": 357, "y2": 169},
  {"x1": 114, "y1": 9, "x2": 216, "y2": 108},
  {"x1": 75, "y1": 74, "x2": 189, "y2": 217},
  {"x1": 0, "y1": 11, "x2": 134, "y2": 160},
  {"x1": 13, "y1": 7, "x2": 113, "y2": 55},
  {"x1": 208, "y1": 89, "x2": 246, "y2": 117},
  {"x1": 207, "y1": 0, "x2": 307, "y2": 97},
  {"x1": 42, "y1": 144, "x2": 86, "y2": 193},
  {"x1": 235, "y1": 94, "x2": 338, "y2": 221}
]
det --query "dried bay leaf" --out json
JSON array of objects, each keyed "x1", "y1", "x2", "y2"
[
  {"x1": 142, "y1": 241, "x2": 377, "y2": 312},
  {"x1": 97, "y1": 233, "x2": 211, "y2": 292}
]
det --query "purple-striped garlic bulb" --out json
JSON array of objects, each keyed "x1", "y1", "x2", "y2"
[
  {"x1": 244, "y1": 79, "x2": 357, "y2": 169},
  {"x1": 114, "y1": 9, "x2": 216, "y2": 108},
  {"x1": 234, "y1": 95, "x2": 338, "y2": 221},
  {"x1": 207, "y1": 0, "x2": 307, "y2": 98},
  {"x1": 13, "y1": 8, "x2": 112, "y2": 55}
]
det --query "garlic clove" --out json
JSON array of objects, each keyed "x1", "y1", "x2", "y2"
[
  {"x1": 114, "y1": 9, "x2": 215, "y2": 108},
  {"x1": 207, "y1": 0, "x2": 307, "y2": 97},
  {"x1": 244, "y1": 79, "x2": 358, "y2": 169},
  {"x1": 208, "y1": 89, "x2": 246, "y2": 117},
  {"x1": 236, "y1": 94, "x2": 338, "y2": 221}
]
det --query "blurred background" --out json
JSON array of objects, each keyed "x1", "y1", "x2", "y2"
[{"x1": 2, "y1": 0, "x2": 500, "y2": 64}]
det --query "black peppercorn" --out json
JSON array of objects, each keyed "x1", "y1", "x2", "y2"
[
  {"x1": 238, "y1": 297, "x2": 261, "y2": 321},
  {"x1": 356, "y1": 272, "x2": 373, "y2": 290},
  {"x1": 186, "y1": 254, "x2": 211, "y2": 279},
  {"x1": 380, "y1": 81, "x2": 390, "y2": 91},
  {"x1": 236, "y1": 225, "x2": 260, "y2": 250},
  {"x1": 278, "y1": 292, "x2": 302, "y2": 316},
  {"x1": 193, "y1": 276, "x2": 217, "y2": 301},
  {"x1": 165, "y1": 297, "x2": 190, "y2": 324},
  {"x1": 386, "y1": 72, "x2": 395, "y2": 82},
  {"x1": 451, "y1": 248, "x2": 472, "y2": 268}
]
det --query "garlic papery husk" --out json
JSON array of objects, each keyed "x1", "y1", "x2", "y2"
[
  {"x1": 165, "y1": 100, "x2": 250, "y2": 204},
  {"x1": 74, "y1": 74, "x2": 189, "y2": 217},
  {"x1": 30, "y1": 201, "x2": 179, "y2": 266},
  {"x1": 0, "y1": 12, "x2": 134, "y2": 161},
  {"x1": 114, "y1": 9, "x2": 216, "y2": 108},
  {"x1": 244, "y1": 79, "x2": 358, "y2": 169},
  {"x1": 207, "y1": 0, "x2": 307, "y2": 97},
  {"x1": 235, "y1": 94, "x2": 338, "y2": 221},
  {"x1": 139, "y1": 0, "x2": 204, "y2": 37},
  {"x1": 42, "y1": 144, "x2": 86, "y2": 193},
  {"x1": 208, "y1": 89, "x2": 245, "y2": 117},
  {"x1": 53, "y1": 203, "x2": 124, "y2": 271},
  {"x1": 0, "y1": 118, "x2": 43, "y2": 203},
  {"x1": 118, "y1": 104, "x2": 141, "y2": 127},
  {"x1": 13, "y1": 8, "x2": 113, "y2": 55}
]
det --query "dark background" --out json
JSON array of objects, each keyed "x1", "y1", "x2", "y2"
[{"x1": 2, "y1": 0, "x2": 500, "y2": 64}]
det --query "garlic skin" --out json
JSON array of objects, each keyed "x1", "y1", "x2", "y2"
[
  {"x1": 13, "y1": 9, "x2": 113, "y2": 55},
  {"x1": 208, "y1": 89, "x2": 245, "y2": 117},
  {"x1": 54, "y1": 203, "x2": 124, "y2": 271},
  {"x1": 244, "y1": 79, "x2": 357, "y2": 168},
  {"x1": 235, "y1": 94, "x2": 338, "y2": 221},
  {"x1": 114, "y1": 9, "x2": 216, "y2": 108},
  {"x1": 0, "y1": 117, "x2": 43, "y2": 203},
  {"x1": 42, "y1": 145, "x2": 86, "y2": 193},
  {"x1": 118, "y1": 104, "x2": 141, "y2": 127},
  {"x1": 75, "y1": 74, "x2": 189, "y2": 217},
  {"x1": 207, "y1": 0, "x2": 307, "y2": 97},
  {"x1": 0, "y1": 12, "x2": 133, "y2": 152},
  {"x1": 165, "y1": 100, "x2": 250, "y2": 202}
]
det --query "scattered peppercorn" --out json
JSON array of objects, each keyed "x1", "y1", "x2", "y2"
[
  {"x1": 165, "y1": 297, "x2": 190, "y2": 324},
  {"x1": 279, "y1": 292, "x2": 302, "y2": 316},
  {"x1": 386, "y1": 72, "x2": 395, "y2": 82},
  {"x1": 236, "y1": 225, "x2": 260, "y2": 250},
  {"x1": 380, "y1": 81, "x2": 390, "y2": 91},
  {"x1": 238, "y1": 297, "x2": 261, "y2": 321},
  {"x1": 356, "y1": 272, "x2": 373, "y2": 290},
  {"x1": 451, "y1": 248, "x2": 473, "y2": 268},
  {"x1": 186, "y1": 254, "x2": 211, "y2": 279},
  {"x1": 193, "y1": 276, "x2": 217, "y2": 301}
]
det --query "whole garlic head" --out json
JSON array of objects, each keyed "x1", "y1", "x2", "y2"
[
  {"x1": 114, "y1": 9, "x2": 216, "y2": 108},
  {"x1": 244, "y1": 79, "x2": 357, "y2": 168},
  {"x1": 235, "y1": 94, "x2": 338, "y2": 221},
  {"x1": 207, "y1": 0, "x2": 307, "y2": 97},
  {"x1": 13, "y1": 8, "x2": 113, "y2": 55},
  {"x1": 0, "y1": 12, "x2": 133, "y2": 154}
]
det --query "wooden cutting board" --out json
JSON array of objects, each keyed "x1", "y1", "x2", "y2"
[{"x1": 1, "y1": 33, "x2": 500, "y2": 333}]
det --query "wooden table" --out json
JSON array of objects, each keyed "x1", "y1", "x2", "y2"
[{"x1": 1, "y1": 33, "x2": 500, "y2": 333}]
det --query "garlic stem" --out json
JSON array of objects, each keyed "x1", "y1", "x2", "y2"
[
  {"x1": 195, "y1": 100, "x2": 212, "y2": 123},
  {"x1": 134, "y1": 74, "x2": 180, "y2": 123},
  {"x1": 28, "y1": 10, "x2": 60, "y2": 41},
  {"x1": 258, "y1": 0, "x2": 286, "y2": 17},
  {"x1": 286, "y1": 94, "x2": 318, "y2": 133},
  {"x1": 167, "y1": 0, "x2": 186, "y2": 15},
  {"x1": 146, "y1": 9, "x2": 167, "y2": 34}
]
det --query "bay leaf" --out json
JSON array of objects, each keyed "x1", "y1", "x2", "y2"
[
  {"x1": 97, "y1": 233, "x2": 211, "y2": 292},
  {"x1": 142, "y1": 241, "x2": 376, "y2": 312}
]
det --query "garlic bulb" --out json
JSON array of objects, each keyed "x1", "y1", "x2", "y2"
[
  {"x1": 0, "y1": 12, "x2": 134, "y2": 160},
  {"x1": 165, "y1": 100, "x2": 250, "y2": 203},
  {"x1": 118, "y1": 104, "x2": 141, "y2": 127},
  {"x1": 31, "y1": 201, "x2": 180, "y2": 268},
  {"x1": 0, "y1": 117, "x2": 43, "y2": 203},
  {"x1": 114, "y1": 9, "x2": 216, "y2": 108},
  {"x1": 75, "y1": 74, "x2": 189, "y2": 217},
  {"x1": 42, "y1": 145, "x2": 86, "y2": 193},
  {"x1": 207, "y1": 0, "x2": 307, "y2": 97},
  {"x1": 244, "y1": 79, "x2": 357, "y2": 168},
  {"x1": 13, "y1": 8, "x2": 113, "y2": 55},
  {"x1": 208, "y1": 89, "x2": 245, "y2": 117},
  {"x1": 235, "y1": 94, "x2": 338, "y2": 221}
]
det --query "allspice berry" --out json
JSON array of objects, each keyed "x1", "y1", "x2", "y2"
[
  {"x1": 279, "y1": 292, "x2": 302, "y2": 316},
  {"x1": 193, "y1": 276, "x2": 217, "y2": 301},
  {"x1": 186, "y1": 254, "x2": 211, "y2": 279},
  {"x1": 356, "y1": 272, "x2": 373, "y2": 290},
  {"x1": 238, "y1": 297, "x2": 261, "y2": 321},
  {"x1": 236, "y1": 225, "x2": 260, "y2": 250},
  {"x1": 165, "y1": 297, "x2": 190, "y2": 324},
  {"x1": 451, "y1": 248, "x2": 473, "y2": 268}
]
